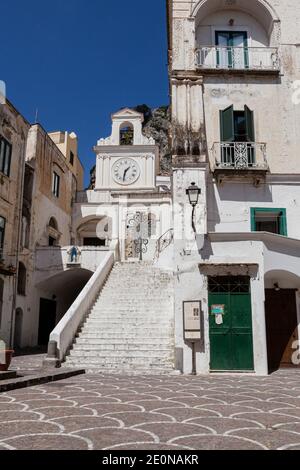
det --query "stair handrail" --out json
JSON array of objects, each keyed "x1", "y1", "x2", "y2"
[
  {"x1": 154, "y1": 228, "x2": 174, "y2": 262},
  {"x1": 45, "y1": 248, "x2": 116, "y2": 365}
]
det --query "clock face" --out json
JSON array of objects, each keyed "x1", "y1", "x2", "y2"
[{"x1": 112, "y1": 158, "x2": 140, "y2": 185}]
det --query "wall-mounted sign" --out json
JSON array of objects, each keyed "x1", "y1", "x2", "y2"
[
  {"x1": 183, "y1": 301, "x2": 202, "y2": 341},
  {"x1": 211, "y1": 304, "x2": 225, "y2": 316}
]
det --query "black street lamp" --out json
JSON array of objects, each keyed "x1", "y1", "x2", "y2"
[{"x1": 186, "y1": 182, "x2": 201, "y2": 233}]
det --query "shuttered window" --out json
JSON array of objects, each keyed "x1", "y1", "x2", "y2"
[{"x1": 220, "y1": 105, "x2": 255, "y2": 142}]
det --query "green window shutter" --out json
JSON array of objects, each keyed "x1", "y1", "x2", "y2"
[
  {"x1": 245, "y1": 106, "x2": 255, "y2": 142},
  {"x1": 250, "y1": 208, "x2": 288, "y2": 236},
  {"x1": 220, "y1": 105, "x2": 234, "y2": 142},
  {"x1": 250, "y1": 208, "x2": 256, "y2": 232},
  {"x1": 279, "y1": 209, "x2": 288, "y2": 236}
]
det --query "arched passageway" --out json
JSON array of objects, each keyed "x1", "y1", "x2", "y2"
[{"x1": 36, "y1": 268, "x2": 93, "y2": 346}]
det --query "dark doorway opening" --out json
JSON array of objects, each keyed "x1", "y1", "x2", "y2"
[
  {"x1": 38, "y1": 298, "x2": 57, "y2": 346},
  {"x1": 14, "y1": 308, "x2": 23, "y2": 349},
  {"x1": 83, "y1": 237, "x2": 106, "y2": 247},
  {"x1": 265, "y1": 289, "x2": 299, "y2": 372}
]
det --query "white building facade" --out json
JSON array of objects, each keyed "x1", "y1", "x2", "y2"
[{"x1": 167, "y1": 0, "x2": 300, "y2": 374}]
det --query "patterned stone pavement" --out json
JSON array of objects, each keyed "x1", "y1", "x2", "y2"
[{"x1": 0, "y1": 370, "x2": 300, "y2": 450}]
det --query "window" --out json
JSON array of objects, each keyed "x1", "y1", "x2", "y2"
[
  {"x1": 251, "y1": 208, "x2": 287, "y2": 236},
  {"x1": 220, "y1": 105, "x2": 255, "y2": 165},
  {"x1": 17, "y1": 262, "x2": 26, "y2": 296},
  {"x1": 215, "y1": 31, "x2": 248, "y2": 69},
  {"x1": 70, "y1": 151, "x2": 74, "y2": 166},
  {"x1": 0, "y1": 216, "x2": 5, "y2": 257},
  {"x1": 52, "y1": 171, "x2": 60, "y2": 198},
  {"x1": 0, "y1": 135, "x2": 12, "y2": 177},
  {"x1": 220, "y1": 105, "x2": 254, "y2": 143}
]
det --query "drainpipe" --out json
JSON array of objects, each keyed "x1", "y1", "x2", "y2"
[{"x1": 9, "y1": 132, "x2": 27, "y2": 348}]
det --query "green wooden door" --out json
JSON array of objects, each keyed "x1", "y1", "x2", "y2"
[{"x1": 209, "y1": 277, "x2": 254, "y2": 371}]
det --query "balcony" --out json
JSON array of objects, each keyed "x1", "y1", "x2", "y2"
[
  {"x1": 195, "y1": 47, "x2": 280, "y2": 73},
  {"x1": 212, "y1": 142, "x2": 268, "y2": 183}
]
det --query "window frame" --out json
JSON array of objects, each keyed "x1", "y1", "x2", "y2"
[
  {"x1": 17, "y1": 262, "x2": 27, "y2": 296},
  {"x1": 215, "y1": 31, "x2": 249, "y2": 69},
  {"x1": 251, "y1": 208, "x2": 287, "y2": 236},
  {"x1": 0, "y1": 216, "x2": 6, "y2": 256},
  {"x1": 52, "y1": 171, "x2": 60, "y2": 198},
  {"x1": 0, "y1": 135, "x2": 12, "y2": 177}
]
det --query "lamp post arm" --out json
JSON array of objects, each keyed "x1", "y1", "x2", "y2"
[{"x1": 191, "y1": 205, "x2": 196, "y2": 233}]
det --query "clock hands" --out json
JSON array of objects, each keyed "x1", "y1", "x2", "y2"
[{"x1": 123, "y1": 166, "x2": 130, "y2": 181}]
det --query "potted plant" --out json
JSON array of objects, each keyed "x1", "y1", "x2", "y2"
[{"x1": 0, "y1": 341, "x2": 14, "y2": 371}]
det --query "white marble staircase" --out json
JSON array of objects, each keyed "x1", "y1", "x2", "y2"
[{"x1": 64, "y1": 262, "x2": 175, "y2": 374}]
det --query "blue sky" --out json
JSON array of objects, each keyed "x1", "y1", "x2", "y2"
[{"x1": 0, "y1": 0, "x2": 169, "y2": 186}]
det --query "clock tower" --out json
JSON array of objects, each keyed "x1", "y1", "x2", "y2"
[{"x1": 94, "y1": 108, "x2": 159, "y2": 191}]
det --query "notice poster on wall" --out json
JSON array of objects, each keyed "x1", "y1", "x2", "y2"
[{"x1": 183, "y1": 301, "x2": 202, "y2": 341}]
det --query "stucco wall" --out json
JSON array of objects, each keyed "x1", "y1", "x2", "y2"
[{"x1": 0, "y1": 101, "x2": 29, "y2": 346}]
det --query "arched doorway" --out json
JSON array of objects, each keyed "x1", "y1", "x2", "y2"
[
  {"x1": 14, "y1": 308, "x2": 23, "y2": 349},
  {"x1": 265, "y1": 271, "x2": 300, "y2": 372}
]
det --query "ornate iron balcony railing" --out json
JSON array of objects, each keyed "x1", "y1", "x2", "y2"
[
  {"x1": 213, "y1": 142, "x2": 268, "y2": 171},
  {"x1": 196, "y1": 46, "x2": 280, "y2": 71}
]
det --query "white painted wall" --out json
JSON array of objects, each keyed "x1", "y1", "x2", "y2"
[{"x1": 207, "y1": 178, "x2": 300, "y2": 238}]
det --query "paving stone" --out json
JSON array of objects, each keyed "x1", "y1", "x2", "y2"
[
  {"x1": 169, "y1": 434, "x2": 266, "y2": 450},
  {"x1": 2, "y1": 434, "x2": 90, "y2": 450},
  {"x1": 75, "y1": 427, "x2": 155, "y2": 450},
  {"x1": 228, "y1": 428, "x2": 300, "y2": 450},
  {"x1": 0, "y1": 369, "x2": 300, "y2": 450}
]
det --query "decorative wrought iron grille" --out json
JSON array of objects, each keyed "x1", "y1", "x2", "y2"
[{"x1": 208, "y1": 276, "x2": 250, "y2": 293}]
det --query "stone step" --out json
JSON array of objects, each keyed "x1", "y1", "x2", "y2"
[
  {"x1": 79, "y1": 325, "x2": 174, "y2": 332},
  {"x1": 63, "y1": 365, "x2": 174, "y2": 375},
  {"x1": 67, "y1": 262, "x2": 174, "y2": 373},
  {"x1": 65, "y1": 357, "x2": 174, "y2": 366},
  {"x1": 75, "y1": 338, "x2": 172, "y2": 346},
  {"x1": 76, "y1": 333, "x2": 173, "y2": 340},
  {"x1": 0, "y1": 370, "x2": 18, "y2": 381},
  {"x1": 69, "y1": 349, "x2": 173, "y2": 358}
]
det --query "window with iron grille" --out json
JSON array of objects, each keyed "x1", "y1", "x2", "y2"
[{"x1": 208, "y1": 276, "x2": 250, "y2": 293}]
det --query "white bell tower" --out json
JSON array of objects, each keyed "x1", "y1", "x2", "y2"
[{"x1": 94, "y1": 108, "x2": 159, "y2": 191}]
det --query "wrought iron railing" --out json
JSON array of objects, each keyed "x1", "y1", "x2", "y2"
[
  {"x1": 213, "y1": 142, "x2": 268, "y2": 170},
  {"x1": 196, "y1": 46, "x2": 280, "y2": 71},
  {"x1": 154, "y1": 229, "x2": 174, "y2": 262}
]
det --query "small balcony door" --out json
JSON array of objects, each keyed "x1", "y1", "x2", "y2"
[
  {"x1": 216, "y1": 31, "x2": 249, "y2": 69},
  {"x1": 219, "y1": 105, "x2": 255, "y2": 167}
]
